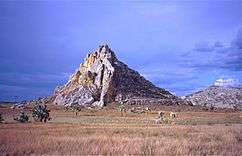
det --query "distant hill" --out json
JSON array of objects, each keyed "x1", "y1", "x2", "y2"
[
  {"x1": 185, "y1": 85, "x2": 242, "y2": 109},
  {"x1": 0, "y1": 101, "x2": 15, "y2": 105}
]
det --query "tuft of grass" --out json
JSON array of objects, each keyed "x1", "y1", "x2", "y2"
[{"x1": 140, "y1": 139, "x2": 156, "y2": 155}]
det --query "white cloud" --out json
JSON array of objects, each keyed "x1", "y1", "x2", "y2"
[{"x1": 214, "y1": 78, "x2": 239, "y2": 87}]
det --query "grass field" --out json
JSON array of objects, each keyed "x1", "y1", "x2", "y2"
[{"x1": 0, "y1": 104, "x2": 242, "y2": 155}]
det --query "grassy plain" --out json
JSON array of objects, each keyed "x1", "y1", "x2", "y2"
[{"x1": 0, "y1": 104, "x2": 242, "y2": 155}]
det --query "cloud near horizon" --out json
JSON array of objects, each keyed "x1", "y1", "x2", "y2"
[
  {"x1": 182, "y1": 27, "x2": 242, "y2": 71},
  {"x1": 139, "y1": 28, "x2": 242, "y2": 95},
  {"x1": 0, "y1": 72, "x2": 70, "y2": 101}
]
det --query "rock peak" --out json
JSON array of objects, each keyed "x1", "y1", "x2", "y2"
[
  {"x1": 54, "y1": 45, "x2": 188, "y2": 107},
  {"x1": 98, "y1": 43, "x2": 110, "y2": 52},
  {"x1": 82, "y1": 44, "x2": 116, "y2": 69},
  {"x1": 96, "y1": 43, "x2": 116, "y2": 59}
]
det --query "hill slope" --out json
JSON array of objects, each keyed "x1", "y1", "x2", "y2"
[{"x1": 185, "y1": 85, "x2": 242, "y2": 109}]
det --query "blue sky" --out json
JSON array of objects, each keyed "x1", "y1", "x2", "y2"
[{"x1": 0, "y1": 0, "x2": 242, "y2": 101}]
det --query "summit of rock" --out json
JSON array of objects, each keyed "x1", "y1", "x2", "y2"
[{"x1": 54, "y1": 44, "x2": 188, "y2": 107}]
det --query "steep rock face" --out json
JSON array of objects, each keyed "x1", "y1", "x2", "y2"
[
  {"x1": 54, "y1": 44, "x2": 185, "y2": 107},
  {"x1": 185, "y1": 85, "x2": 242, "y2": 109}
]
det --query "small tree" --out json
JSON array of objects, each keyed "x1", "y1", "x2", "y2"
[
  {"x1": 65, "y1": 103, "x2": 82, "y2": 116},
  {"x1": 32, "y1": 104, "x2": 51, "y2": 122},
  {"x1": 14, "y1": 112, "x2": 29, "y2": 123}
]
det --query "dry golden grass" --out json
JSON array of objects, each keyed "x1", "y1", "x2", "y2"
[
  {"x1": 1, "y1": 123, "x2": 242, "y2": 155},
  {"x1": 0, "y1": 104, "x2": 242, "y2": 155}
]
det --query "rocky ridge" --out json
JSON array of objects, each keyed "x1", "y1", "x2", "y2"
[
  {"x1": 185, "y1": 85, "x2": 242, "y2": 109},
  {"x1": 53, "y1": 44, "x2": 188, "y2": 107}
]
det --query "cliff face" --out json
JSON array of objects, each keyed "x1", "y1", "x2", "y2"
[
  {"x1": 54, "y1": 44, "x2": 187, "y2": 107},
  {"x1": 185, "y1": 85, "x2": 242, "y2": 109}
]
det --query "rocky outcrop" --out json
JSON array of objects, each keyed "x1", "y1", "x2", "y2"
[
  {"x1": 54, "y1": 44, "x2": 187, "y2": 107},
  {"x1": 185, "y1": 85, "x2": 242, "y2": 109}
]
